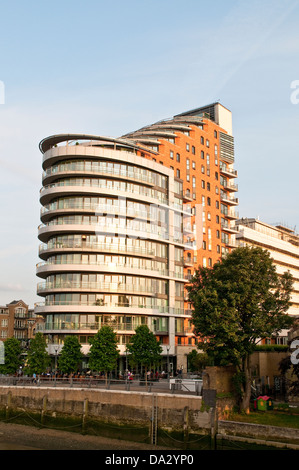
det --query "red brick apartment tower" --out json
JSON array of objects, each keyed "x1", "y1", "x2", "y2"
[{"x1": 122, "y1": 103, "x2": 239, "y2": 368}]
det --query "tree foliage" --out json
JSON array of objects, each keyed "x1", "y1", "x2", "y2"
[
  {"x1": 187, "y1": 246, "x2": 294, "y2": 411},
  {"x1": 187, "y1": 349, "x2": 213, "y2": 373},
  {"x1": 58, "y1": 336, "x2": 83, "y2": 374},
  {"x1": 88, "y1": 326, "x2": 119, "y2": 380},
  {"x1": 25, "y1": 332, "x2": 50, "y2": 375},
  {"x1": 126, "y1": 325, "x2": 162, "y2": 383},
  {"x1": 0, "y1": 337, "x2": 22, "y2": 375}
]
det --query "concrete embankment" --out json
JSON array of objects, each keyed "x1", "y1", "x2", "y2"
[{"x1": 0, "y1": 385, "x2": 213, "y2": 449}]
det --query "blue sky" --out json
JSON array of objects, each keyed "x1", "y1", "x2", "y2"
[{"x1": 0, "y1": 0, "x2": 298, "y2": 307}]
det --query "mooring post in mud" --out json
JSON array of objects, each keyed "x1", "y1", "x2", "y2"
[
  {"x1": 183, "y1": 406, "x2": 189, "y2": 450},
  {"x1": 6, "y1": 391, "x2": 12, "y2": 419},
  {"x1": 41, "y1": 395, "x2": 47, "y2": 425},
  {"x1": 82, "y1": 398, "x2": 88, "y2": 433}
]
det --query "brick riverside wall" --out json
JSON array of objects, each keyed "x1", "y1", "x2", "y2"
[{"x1": 0, "y1": 386, "x2": 212, "y2": 434}]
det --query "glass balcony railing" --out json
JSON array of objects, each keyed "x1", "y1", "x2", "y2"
[
  {"x1": 42, "y1": 163, "x2": 156, "y2": 186},
  {"x1": 37, "y1": 321, "x2": 169, "y2": 334},
  {"x1": 39, "y1": 241, "x2": 155, "y2": 257},
  {"x1": 37, "y1": 281, "x2": 166, "y2": 295},
  {"x1": 35, "y1": 302, "x2": 188, "y2": 316}
]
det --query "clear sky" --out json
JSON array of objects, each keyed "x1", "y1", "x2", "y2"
[{"x1": 0, "y1": 0, "x2": 298, "y2": 307}]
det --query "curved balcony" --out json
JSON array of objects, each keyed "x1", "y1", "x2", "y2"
[
  {"x1": 37, "y1": 280, "x2": 158, "y2": 297},
  {"x1": 39, "y1": 241, "x2": 155, "y2": 260},
  {"x1": 40, "y1": 203, "x2": 152, "y2": 224},
  {"x1": 37, "y1": 320, "x2": 169, "y2": 335},
  {"x1": 36, "y1": 260, "x2": 178, "y2": 280},
  {"x1": 34, "y1": 301, "x2": 188, "y2": 317},
  {"x1": 37, "y1": 219, "x2": 170, "y2": 244},
  {"x1": 39, "y1": 181, "x2": 168, "y2": 207},
  {"x1": 42, "y1": 164, "x2": 155, "y2": 187}
]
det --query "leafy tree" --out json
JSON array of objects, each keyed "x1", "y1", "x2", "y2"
[
  {"x1": 187, "y1": 349, "x2": 212, "y2": 373},
  {"x1": 88, "y1": 326, "x2": 119, "y2": 383},
  {"x1": 25, "y1": 332, "x2": 50, "y2": 375},
  {"x1": 59, "y1": 336, "x2": 83, "y2": 375},
  {"x1": 126, "y1": 325, "x2": 162, "y2": 385},
  {"x1": 187, "y1": 246, "x2": 294, "y2": 412},
  {"x1": 0, "y1": 337, "x2": 22, "y2": 375}
]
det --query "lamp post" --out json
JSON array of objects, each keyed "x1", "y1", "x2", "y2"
[
  {"x1": 54, "y1": 346, "x2": 58, "y2": 386},
  {"x1": 166, "y1": 345, "x2": 170, "y2": 383}
]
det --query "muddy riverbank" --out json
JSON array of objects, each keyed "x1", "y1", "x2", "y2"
[{"x1": 0, "y1": 421, "x2": 169, "y2": 451}]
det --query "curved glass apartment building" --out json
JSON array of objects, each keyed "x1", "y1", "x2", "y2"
[
  {"x1": 36, "y1": 134, "x2": 192, "y2": 370},
  {"x1": 36, "y1": 103, "x2": 239, "y2": 372}
]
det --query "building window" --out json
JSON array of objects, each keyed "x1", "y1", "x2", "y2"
[
  {"x1": 214, "y1": 130, "x2": 217, "y2": 138},
  {"x1": 170, "y1": 150, "x2": 174, "y2": 159},
  {"x1": 206, "y1": 140, "x2": 210, "y2": 147},
  {"x1": 201, "y1": 180, "x2": 205, "y2": 189},
  {"x1": 201, "y1": 165, "x2": 205, "y2": 174},
  {"x1": 176, "y1": 153, "x2": 180, "y2": 162},
  {"x1": 192, "y1": 161, "x2": 196, "y2": 170},
  {"x1": 201, "y1": 136, "x2": 204, "y2": 144},
  {"x1": 192, "y1": 146, "x2": 195, "y2": 155},
  {"x1": 186, "y1": 158, "x2": 190, "y2": 170},
  {"x1": 192, "y1": 176, "x2": 196, "y2": 188},
  {"x1": 201, "y1": 150, "x2": 204, "y2": 159},
  {"x1": 176, "y1": 169, "x2": 180, "y2": 178},
  {"x1": 186, "y1": 143, "x2": 190, "y2": 152}
]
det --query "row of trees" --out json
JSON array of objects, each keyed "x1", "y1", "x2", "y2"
[{"x1": 0, "y1": 324, "x2": 163, "y2": 386}]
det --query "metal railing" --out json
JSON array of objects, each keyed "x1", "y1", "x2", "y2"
[{"x1": 0, "y1": 375, "x2": 202, "y2": 395}]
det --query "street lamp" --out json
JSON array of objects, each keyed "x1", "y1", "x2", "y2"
[
  {"x1": 54, "y1": 346, "x2": 58, "y2": 386},
  {"x1": 166, "y1": 345, "x2": 170, "y2": 382}
]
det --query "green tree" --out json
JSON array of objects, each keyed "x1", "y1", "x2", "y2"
[
  {"x1": 187, "y1": 246, "x2": 294, "y2": 412},
  {"x1": 0, "y1": 337, "x2": 22, "y2": 375},
  {"x1": 187, "y1": 349, "x2": 212, "y2": 373},
  {"x1": 126, "y1": 325, "x2": 162, "y2": 385},
  {"x1": 59, "y1": 336, "x2": 83, "y2": 375},
  {"x1": 25, "y1": 332, "x2": 50, "y2": 375},
  {"x1": 88, "y1": 326, "x2": 119, "y2": 383}
]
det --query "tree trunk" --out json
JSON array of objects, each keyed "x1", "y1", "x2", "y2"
[{"x1": 240, "y1": 355, "x2": 251, "y2": 414}]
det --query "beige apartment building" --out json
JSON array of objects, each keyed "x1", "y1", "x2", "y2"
[{"x1": 236, "y1": 218, "x2": 299, "y2": 343}]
